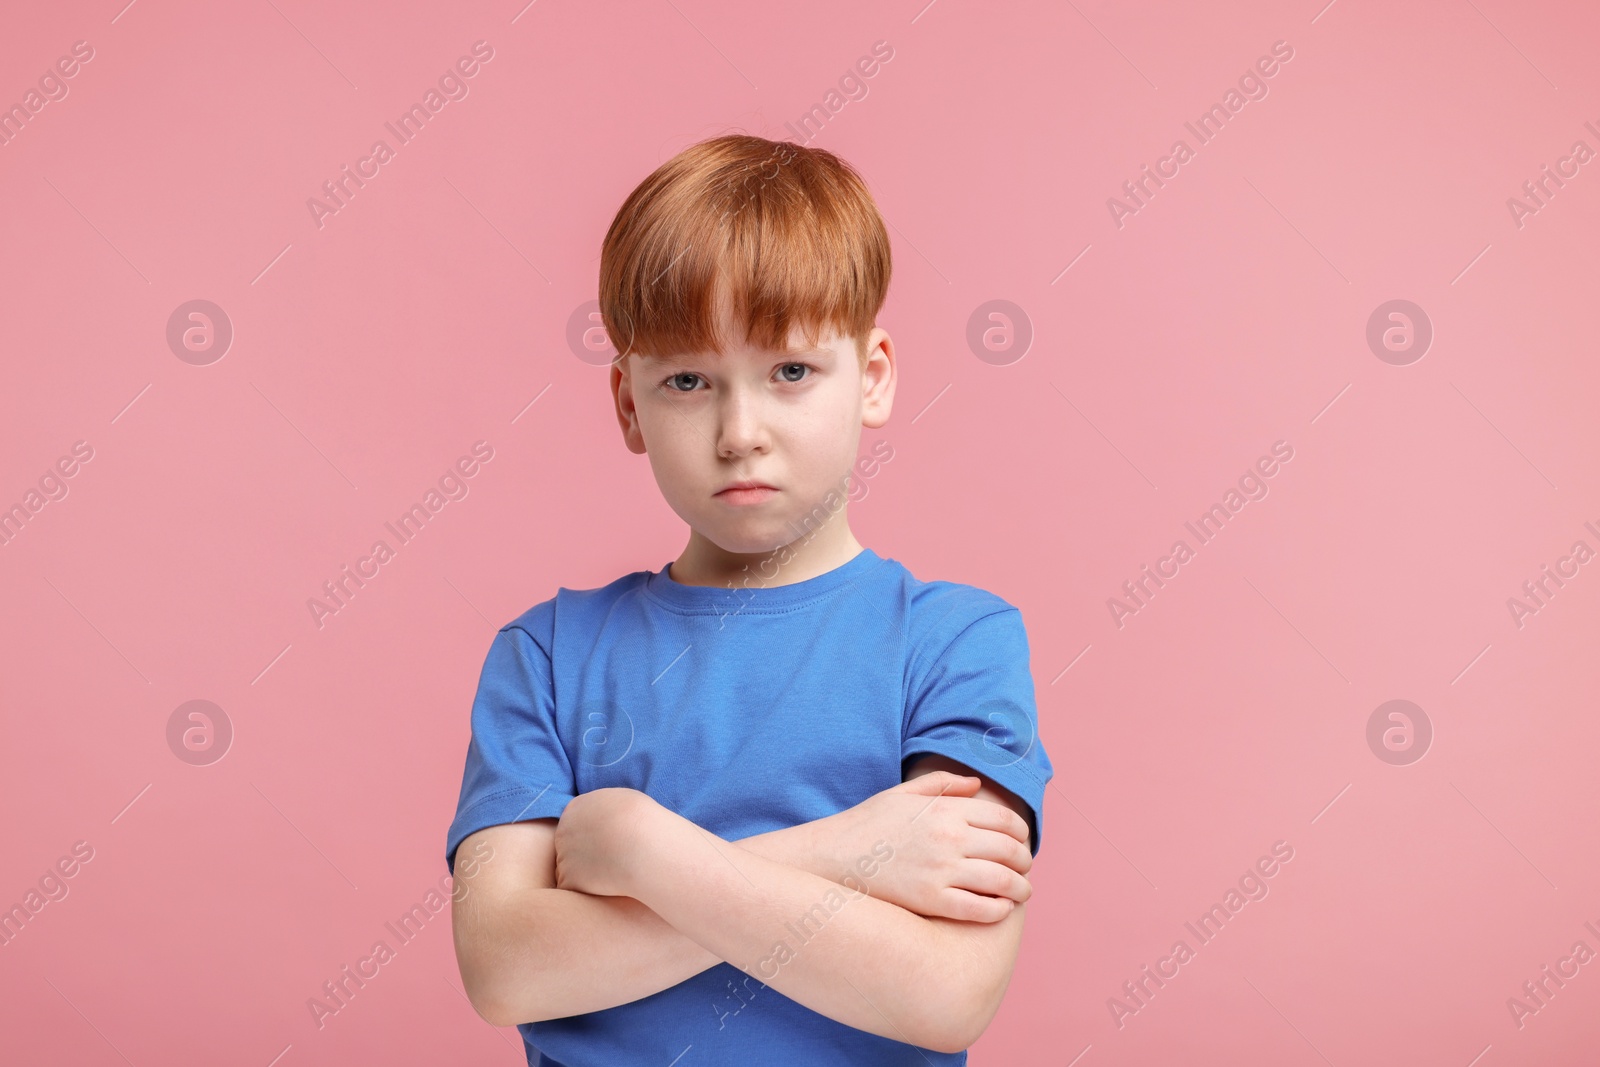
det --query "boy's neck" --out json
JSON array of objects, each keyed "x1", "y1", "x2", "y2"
[{"x1": 668, "y1": 520, "x2": 865, "y2": 589}]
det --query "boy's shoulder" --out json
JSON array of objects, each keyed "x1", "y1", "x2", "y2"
[
  {"x1": 885, "y1": 553, "x2": 1025, "y2": 635},
  {"x1": 897, "y1": 563, "x2": 1018, "y2": 616},
  {"x1": 497, "y1": 565, "x2": 655, "y2": 642}
]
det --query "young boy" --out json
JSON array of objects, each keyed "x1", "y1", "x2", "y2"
[{"x1": 444, "y1": 134, "x2": 1054, "y2": 1066}]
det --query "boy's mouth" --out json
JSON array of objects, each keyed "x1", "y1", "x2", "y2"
[{"x1": 715, "y1": 481, "x2": 779, "y2": 505}]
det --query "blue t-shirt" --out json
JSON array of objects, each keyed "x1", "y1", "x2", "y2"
[{"x1": 444, "y1": 546, "x2": 1053, "y2": 1067}]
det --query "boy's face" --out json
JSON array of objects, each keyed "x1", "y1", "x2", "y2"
[{"x1": 610, "y1": 306, "x2": 895, "y2": 557}]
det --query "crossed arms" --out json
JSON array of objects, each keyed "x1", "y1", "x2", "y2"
[{"x1": 449, "y1": 752, "x2": 1037, "y2": 1055}]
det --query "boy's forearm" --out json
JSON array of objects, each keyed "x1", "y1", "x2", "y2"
[
  {"x1": 623, "y1": 808, "x2": 991, "y2": 1054},
  {"x1": 465, "y1": 882, "x2": 715, "y2": 1024},
  {"x1": 472, "y1": 815, "x2": 848, "y2": 1024}
]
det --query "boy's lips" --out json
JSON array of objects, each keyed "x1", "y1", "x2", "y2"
[{"x1": 715, "y1": 481, "x2": 778, "y2": 505}]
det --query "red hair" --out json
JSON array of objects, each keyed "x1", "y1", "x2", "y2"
[{"x1": 598, "y1": 134, "x2": 891, "y2": 368}]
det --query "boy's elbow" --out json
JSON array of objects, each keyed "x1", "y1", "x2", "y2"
[
  {"x1": 479, "y1": 999, "x2": 543, "y2": 1030},
  {"x1": 965, "y1": 979, "x2": 1010, "y2": 1050},
  {"x1": 457, "y1": 943, "x2": 561, "y2": 1028},
  {"x1": 456, "y1": 943, "x2": 519, "y2": 1027},
  {"x1": 922, "y1": 1021, "x2": 974, "y2": 1057},
  {"x1": 920, "y1": 912, "x2": 1022, "y2": 1053},
  {"x1": 453, "y1": 896, "x2": 552, "y2": 1028},
  {"x1": 462, "y1": 962, "x2": 547, "y2": 1028},
  {"x1": 465, "y1": 982, "x2": 513, "y2": 1028},
  {"x1": 920, "y1": 981, "x2": 1003, "y2": 1055}
]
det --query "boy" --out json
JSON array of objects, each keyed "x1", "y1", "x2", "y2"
[{"x1": 445, "y1": 134, "x2": 1054, "y2": 1066}]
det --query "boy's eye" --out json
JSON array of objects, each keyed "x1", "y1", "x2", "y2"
[{"x1": 660, "y1": 364, "x2": 813, "y2": 392}]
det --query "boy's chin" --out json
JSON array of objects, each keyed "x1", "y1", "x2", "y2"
[{"x1": 696, "y1": 520, "x2": 803, "y2": 558}]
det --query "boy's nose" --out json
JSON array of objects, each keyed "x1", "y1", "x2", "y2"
[{"x1": 715, "y1": 392, "x2": 770, "y2": 457}]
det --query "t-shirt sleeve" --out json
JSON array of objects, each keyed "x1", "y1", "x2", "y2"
[
  {"x1": 444, "y1": 622, "x2": 577, "y2": 876},
  {"x1": 902, "y1": 607, "x2": 1054, "y2": 858}
]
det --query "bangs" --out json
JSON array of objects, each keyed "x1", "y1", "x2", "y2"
[{"x1": 599, "y1": 135, "x2": 891, "y2": 367}]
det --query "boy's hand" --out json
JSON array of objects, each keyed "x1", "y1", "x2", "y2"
[
  {"x1": 553, "y1": 787, "x2": 666, "y2": 898},
  {"x1": 816, "y1": 771, "x2": 1034, "y2": 924}
]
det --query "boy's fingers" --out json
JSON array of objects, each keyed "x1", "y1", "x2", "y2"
[
  {"x1": 963, "y1": 827, "x2": 1034, "y2": 875},
  {"x1": 938, "y1": 887, "x2": 1016, "y2": 924},
  {"x1": 948, "y1": 859, "x2": 1033, "y2": 903},
  {"x1": 956, "y1": 797, "x2": 1031, "y2": 843}
]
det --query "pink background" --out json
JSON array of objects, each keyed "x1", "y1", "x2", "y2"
[{"x1": 3, "y1": 0, "x2": 1599, "y2": 1063}]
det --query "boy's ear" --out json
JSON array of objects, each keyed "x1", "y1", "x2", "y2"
[
  {"x1": 860, "y1": 327, "x2": 895, "y2": 430},
  {"x1": 610, "y1": 357, "x2": 649, "y2": 455}
]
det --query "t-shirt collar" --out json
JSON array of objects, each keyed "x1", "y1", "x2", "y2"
[{"x1": 643, "y1": 546, "x2": 883, "y2": 614}]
